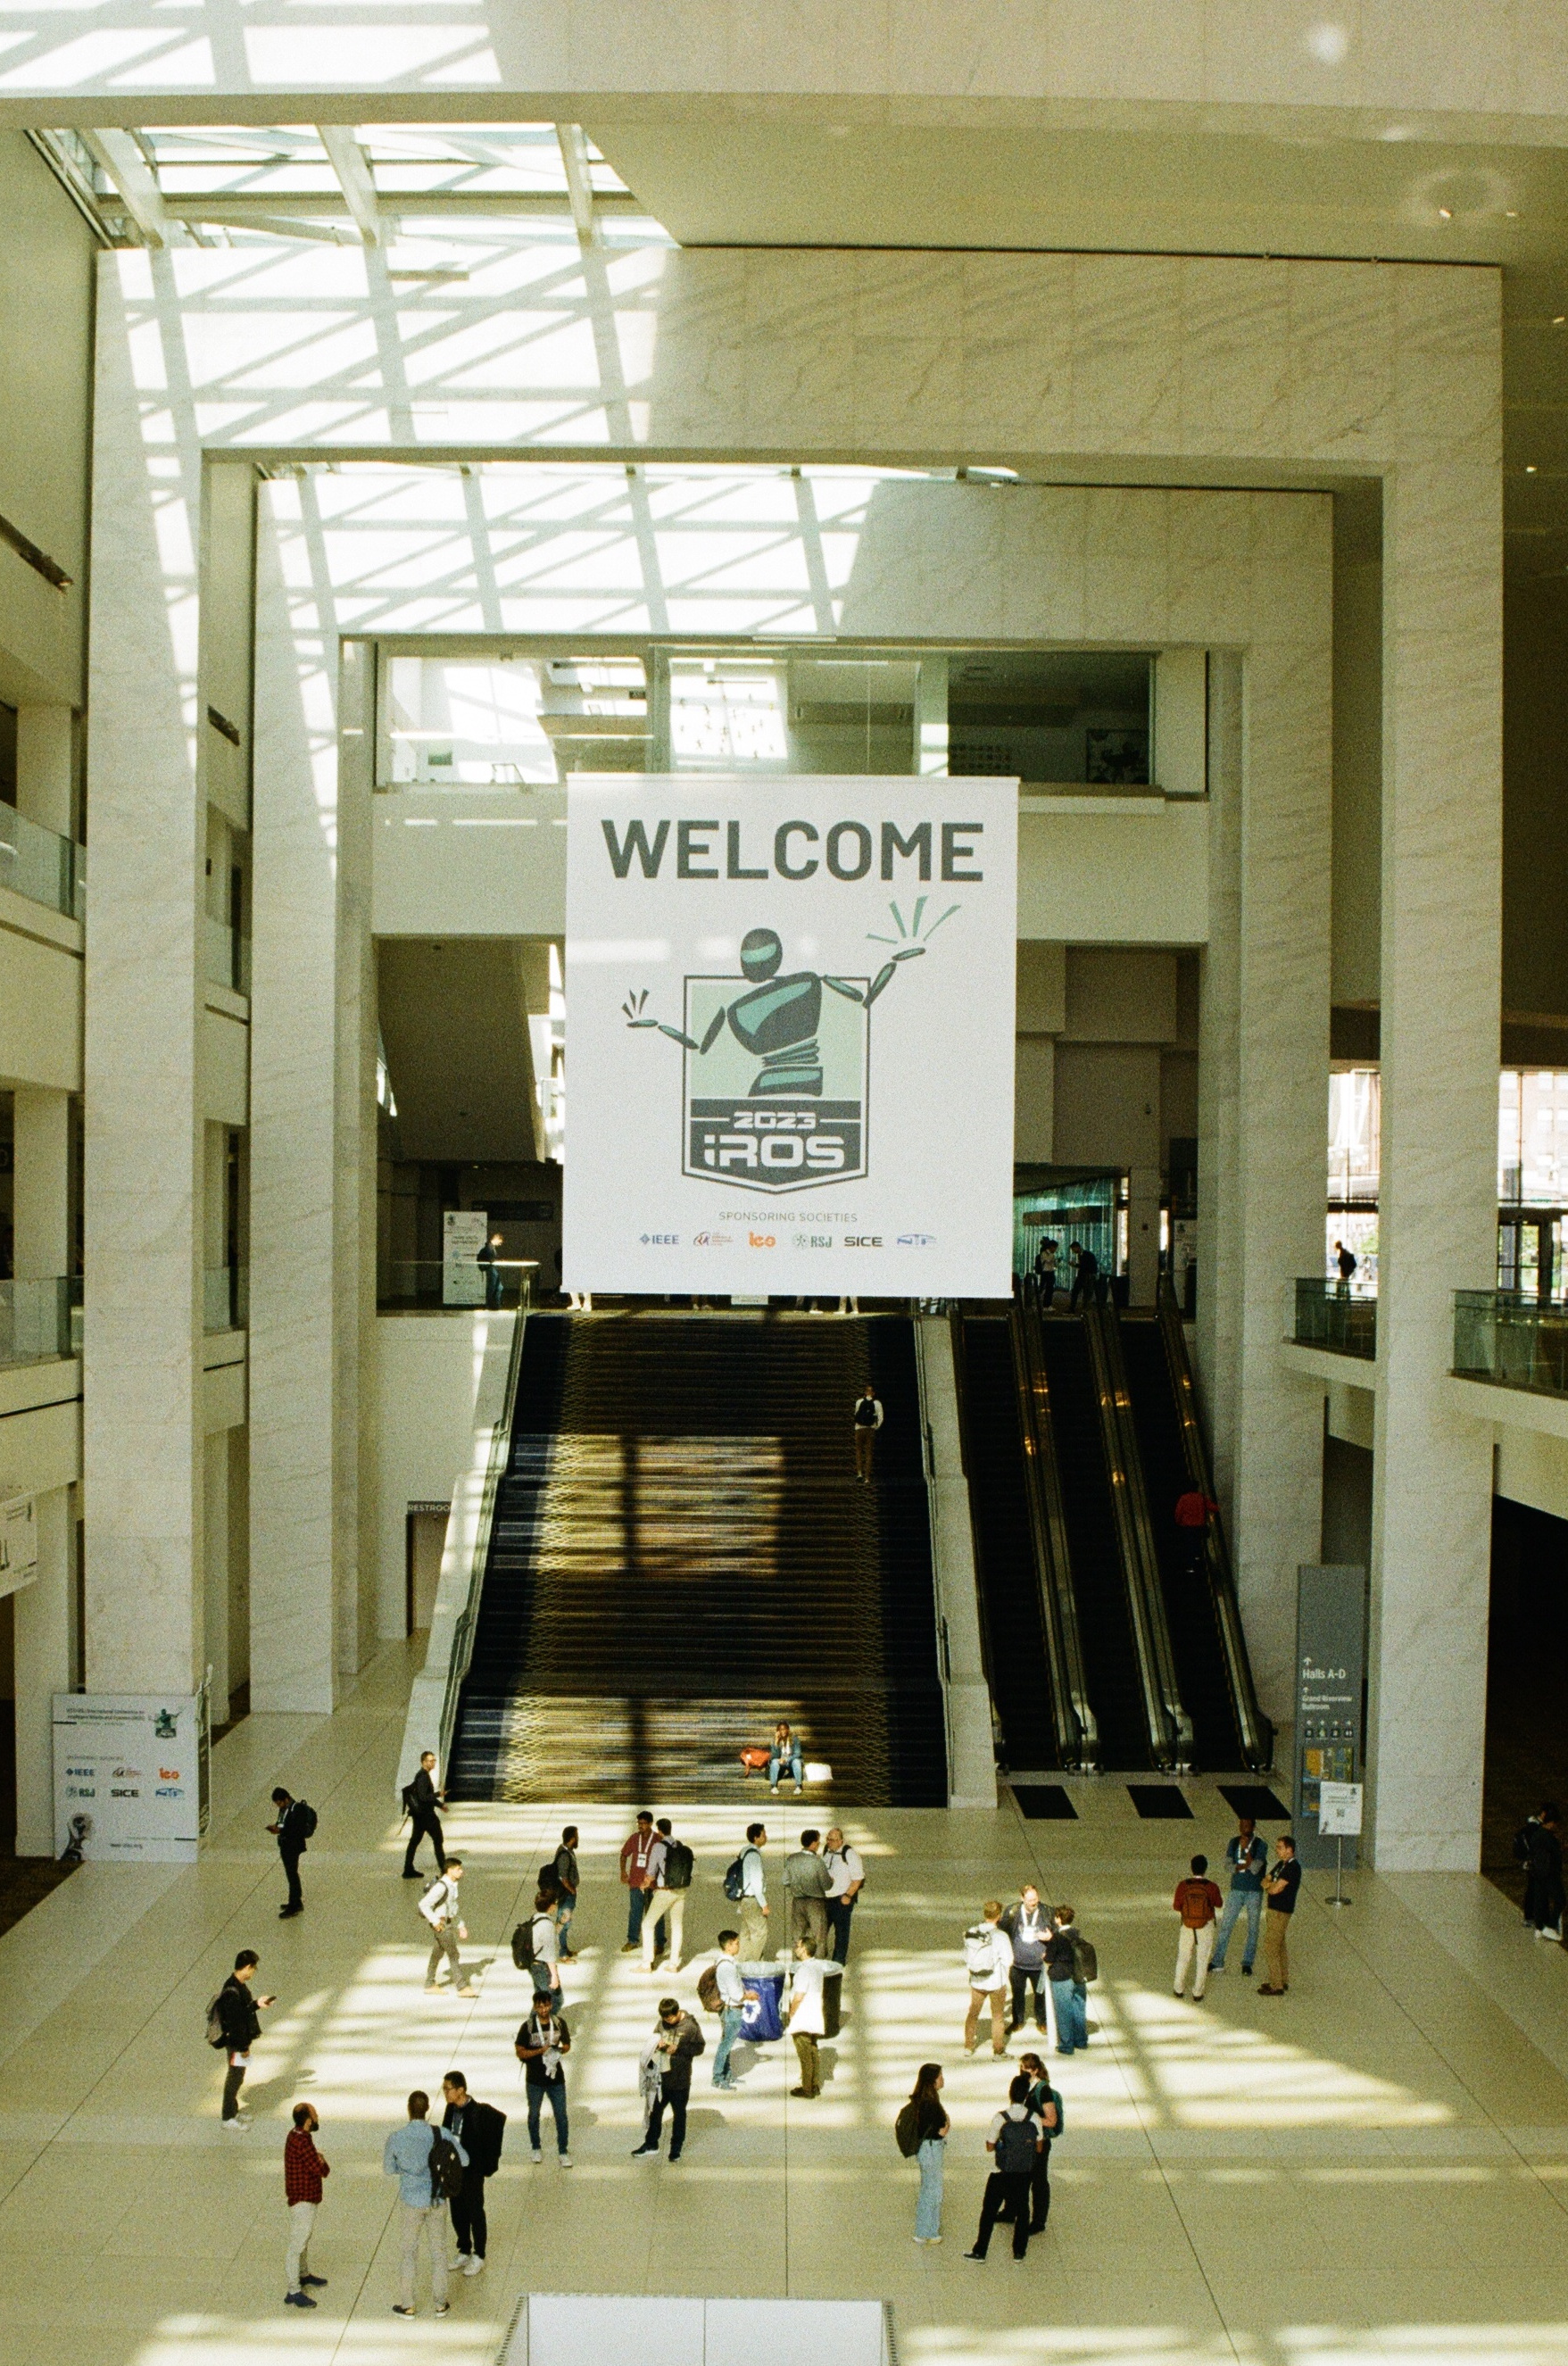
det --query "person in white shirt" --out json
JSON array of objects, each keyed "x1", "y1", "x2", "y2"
[
  {"x1": 711, "y1": 1930, "x2": 758, "y2": 2089},
  {"x1": 822, "y1": 1826, "x2": 865, "y2": 1965},
  {"x1": 963, "y1": 1898, "x2": 1013, "y2": 2057},
  {"x1": 738, "y1": 1822, "x2": 769, "y2": 1962},
  {"x1": 527, "y1": 1885, "x2": 561, "y2": 2005},
  {"x1": 787, "y1": 1937, "x2": 828, "y2": 2096},
  {"x1": 419, "y1": 1859, "x2": 476, "y2": 1997},
  {"x1": 965, "y1": 2073, "x2": 1044, "y2": 2262},
  {"x1": 852, "y1": 1384, "x2": 884, "y2": 1482}
]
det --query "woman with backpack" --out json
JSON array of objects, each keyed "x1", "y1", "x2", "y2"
[
  {"x1": 897, "y1": 2063, "x2": 949, "y2": 2243},
  {"x1": 1001, "y1": 2053, "x2": 1062, "y2": 2235}
]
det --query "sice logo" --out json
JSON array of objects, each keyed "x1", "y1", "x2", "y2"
[
  {"x1": 842, "y1": 1236, "x2": 884, "y2": 1249},
  {"x1": 749, "y1": 1232, "x2": 776, "y2": 1248}
]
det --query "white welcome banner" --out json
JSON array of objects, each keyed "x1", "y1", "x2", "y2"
[{"x1": 564, "y1": 776, "x2": 1016, "y2": 1299}]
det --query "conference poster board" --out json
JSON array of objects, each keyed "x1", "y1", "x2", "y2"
[
  {"x1": 53, "y1": 1693, "x2": 204, "y2": 1863},
  {"x1": 564, "y1": 776, "x2": 1017, "y2": 1299}
]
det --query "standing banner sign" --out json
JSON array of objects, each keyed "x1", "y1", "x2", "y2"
[
  {"x1": 0, "y1": 1492, "x2": 38, "y2": 1598},
  {"x1": 565, "y1": 776, "x2": 1017, "y2": 1299},
  {"x1": 443, "y1": 1208, "x2": 488, "y2": 1305},
  {"x1": 53, "y1": 1694, "x2": 204, "y2": 1863}
]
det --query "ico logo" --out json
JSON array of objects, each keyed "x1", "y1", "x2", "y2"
[{"x1": 749, "y1": 1232, "x2": 777, "y2": 1249}]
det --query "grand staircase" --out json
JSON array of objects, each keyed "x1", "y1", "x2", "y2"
[{"x1": 447, "y1": 1310, "x2": 947, "y2": 1805}]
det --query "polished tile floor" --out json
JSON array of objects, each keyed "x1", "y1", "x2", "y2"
[{"x1": 4, "y1": 1639, "x2": 1568, "y2": 2366}]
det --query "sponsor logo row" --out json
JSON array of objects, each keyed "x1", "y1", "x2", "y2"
[{"x1": 642, "y1": 1232, "x2": 936, "y2": 1250}]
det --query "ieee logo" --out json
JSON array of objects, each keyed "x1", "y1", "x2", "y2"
[{"x1": 639, "y1": 1233, "x2": 679, "y2": 1245}]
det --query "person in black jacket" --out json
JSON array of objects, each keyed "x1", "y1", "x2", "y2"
[
  {"x1": 269, "y1": 1788, "x2": 312, "y2": 1917},
  {"x1": 440, "y1": 2072, "x2": 506, "y2": 2274},
  {"x1": 632, "y1": 1998, "x2": 705, "y2": 2162},
  {"x1": 217, "y1": 1949, "x2": 276, "y2": 2127},
  {"x1": 402, "y1": 1753, "x2": 447, "y2": 1880}
]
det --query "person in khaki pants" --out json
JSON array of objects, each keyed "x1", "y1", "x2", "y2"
[
  {"x1": 1258, "y1": 1834, "x2": 1301, "y2": 1994},
  {"x1": 787, "y1": 1937, "x2": 827, "y2": 2096},
  {"x1": 963, "y1": 1901, "x2": 1013, "y2": 2056}
]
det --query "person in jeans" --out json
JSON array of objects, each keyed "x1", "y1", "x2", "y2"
[
  {"x1": 619, "y1": 1812, "x2": 657, "y2": 1951},
  {"x1": 1000, "y1": 1883, "x2": 1050, "y2": 2035},
  {"x1": 632, "y1": 1997, "x2": 705, "y2": 2160},
  {"x1": 963, "y1": 1900, "x2": 1013, "y2": 2057},
  {"x1": 1172, "y1": 1854, "x2": 1224, "y2": 2000},
  {"x1": 711, "y1": 1930, "x2": 757, "y2": 2088},
  {"x1": 908, "y1": 2062, "x2": 949, "y2": 2244},
  {"x1": 787, "y1": 1937, "x2": 827, "y2": 2096},
  {"x1": 515, "y1": 1995, "x2": 573, "y2": 2163},
  {"x1": 784, "y1": 1829, "x2": 831, "y2": 1956},
  {"x1": 1045, "y1": 1905, "x2": 1088, "y2": 2055},
  {"x1": 441, "y1": 2071, "x2": 506, "y2": 2276},
  {"x1": 216, "y1": 1949, "x2": 276, "y2": 2127},
  {"x1": 283, "y1": 2101, "x2": 330, "y2": 2307},
  {"x1": 383, "y1": 2089, "x2": 466, "y2": 2319},
  {"x1": 738, "y1": 1822, "x2": 770, "y2": 1961},
  {"x1": 1006, "y1": 2054, "x2": 1062, "y2": 2236},
  {"x1": 419, "y1": 1859, "x2": 476, "y2": 1996},
  {"x1": 402, "y1": 1752, "x2": 447, "y2": 1880},
  {"x1": 768, "y1": 1722, "x2": 804, "y2": 1794},
  {"x1": 1258, "y1": 1833, "x2": 1301, "y2": 1994},
  {"x1": 1210, "y1": 1815, "x2": 1268, "y2": 1975},
  {"x1": 552, "y1": 1826, "x2": 580, "y2": 1961},
  {"x1": 965, "y1": 2073, "x2": 1043, "y2": 2262},
  {"x1": 822, "y1": 1827, "x2": 865, "y2": 1964}
]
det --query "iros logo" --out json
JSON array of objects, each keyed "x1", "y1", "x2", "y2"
[{"x1": 749, "y1": 1231, "x2": 777, "y2": 1249}]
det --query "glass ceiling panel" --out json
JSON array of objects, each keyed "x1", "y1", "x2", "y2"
[{"x1": 83, "y1": 123, "x2": 626, "y2": 203}]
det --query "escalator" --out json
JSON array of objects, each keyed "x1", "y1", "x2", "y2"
[
  {"x1": 1032, "y1": 1313, "x2": 1157, "y2": 1767},
  {"x1": 1117, "y1": 1295, "x2": 1271, "y2": 1770},
  {"x1": 952, "y1": 1313, "x2": 1062, "y2": 1771}
]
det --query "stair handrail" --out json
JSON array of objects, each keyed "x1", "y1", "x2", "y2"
[
  {"x1": 1154, "y1": 1275, "x2": 1274, "y2": 1771},
  {"x1": 1010, "y1": 1285, "x2": 1097, "y2": 1770},
  {"x1": 1080, "y1": 1298, "x2": 1186, "y2": 1769},
  {"x1": 436, "y1": 1283, "x2": 532, "y2": 1780}
]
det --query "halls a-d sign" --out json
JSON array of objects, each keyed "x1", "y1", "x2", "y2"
[{"x1": 565, "y1": 779, "x2": 1017, "y2": 1300}]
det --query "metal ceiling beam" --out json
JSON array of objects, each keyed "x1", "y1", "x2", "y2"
[
  {"x1": 83, "y1": 129, "x2": 173, "y2": 247},
  {"x1": 317, "y1": 124, "x2": 381, "y2": 245},
  {"x1": 554, "y1": 121, "x2": 601, "y2": 246},
  {"x1": 157, "y1": 190, "x2": 636, "y2": 223}
]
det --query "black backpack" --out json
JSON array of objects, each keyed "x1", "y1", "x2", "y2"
[
  {"x1": 722, "y1": 1853, "x2": 747, "y2": 1902},
  {"x1": 894, "y1": 2101, "x2": 922, "y2": 2158},
  {"x1": 511, "y1": 1919, "x2": 538, "y2": 1970},
  {"x1": 663, "y1": 1840, "x2": 694, "y2": 1891},
  {"x1": 298, "y1": 1802, "x2": 318, "y2": 1840},
  {"x1": 427, "y1": 2129, "x2": 465, "y2": 2204},
  {"x1": 993, "y1": 2113, "x2": 1038, "y2": 2175}
]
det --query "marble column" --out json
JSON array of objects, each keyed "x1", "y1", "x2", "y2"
[
  {"x1": 203, "y1": 1427, "x2": 229, "y2": 1714},
  {"x1": 82, "y1": 255, "x2": 204, "y2": 1693},
  {"x1": 1369, "y1": 436, "x2": 1502, "y2": 1867}
]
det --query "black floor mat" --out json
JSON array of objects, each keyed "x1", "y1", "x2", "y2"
[
  {"x1": 1011, "y1": 1784, "x2": 1078, "y2": 1820},
  {"x1": 1217, "y1": 1783, "x2": 1291, "y2": 1820},
  {"x1": 1127, "y1": 1784, "x2": 1194, "y2": 1818}
]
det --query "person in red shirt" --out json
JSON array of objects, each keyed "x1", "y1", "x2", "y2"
[
  {"x1": 283, "y1": 2101, "x2": 330, "y2": 2308},
  {"x1": 1174, "y1": 1487, "x2": 1220, "y2": 1581},
  {"x1": 1172, "y1": 1854, "x2": 1224, "y2": 2001},
  {"x1": 619, "y1": 1812, "x2": 658, "y2": 1953}
]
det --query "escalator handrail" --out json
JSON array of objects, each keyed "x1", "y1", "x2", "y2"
[
  {"x1": 1080, "y1": 1299, "x2": 1185, "y2": 1770},
  {"x1": 1099, "y1": 1301, "x2": 1195, "y2": 1769},
  {"x1": 1154, "y1": 1276, "x2": 1274, "y2": 1772},
  {"x1": 1011, "y1": 1287, "x2": 1098, "y2": 1771},
  {"x1": 439, "y1": 1290, "x2": 532, "y2": 1774},
  {"x1": 946, "y1": 1308, "x2": 998, "y2": 1705}
]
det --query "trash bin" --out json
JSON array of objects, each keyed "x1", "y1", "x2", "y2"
[
  {"x1": 822, "y1": 1962, "x2": 843, "y2": 2038},
  {"x1": 739, "y1": 1968, "x2": 785, "y2": 2042}
]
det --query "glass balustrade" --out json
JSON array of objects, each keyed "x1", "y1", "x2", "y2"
[
  {"x1": 0, "y1": 801, "x2": 86, "y2": 922},
  {"x1": 381, "y1": 1257, "x2": 535, "y2": 1310},
  {"x1": 0, "y1": 1276, "x2": 79, "y2": 1367},
  {"x1": 203, "y1": 1265, "x2": 249, "y2": 1333},
  {"x1": 1454, "y1": 1290, "x2": 1568, "y2": 1397},
  {"x1": 204, "y1": 917, "x2": 252, "y2": 996},
  {"x1": 1291, "y1": 1276, "x2": 1377, "y2": 1359}
]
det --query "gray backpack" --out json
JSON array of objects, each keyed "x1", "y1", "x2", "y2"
[{"x1": 993, "y1": 2113, "x2": 1038, "y2": 2175}]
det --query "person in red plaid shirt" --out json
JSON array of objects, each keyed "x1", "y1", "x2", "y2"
[{"x1": 283, "y1": 2102, "x2": 330, "y2": 2308}]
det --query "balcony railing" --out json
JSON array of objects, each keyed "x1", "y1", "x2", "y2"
[
  {"x1": 1291, "y1": 1276, "x2": 1377, "y2": 1359},
  {"x1": 0, "y1": 802, "x2": 86, "y2": 923},
  {"x1": 203, "y1": 1264, "x2": 249, "y2": 1334},
  {"x1": 380, "y1": 1258, "x2": 536, "y2": 1311},
  {"x1": 204, "y1": 917, "x2": 252, "y2": 997},
  {"x1": 1454, "y1": 1291, "x2": 1568, "y2": 1398},
  {"x1": 0, "y1": 1275, "x2": 82, "y2": 1367}
]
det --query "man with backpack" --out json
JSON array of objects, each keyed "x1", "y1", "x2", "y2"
[
  {"x1": 728, "y1": 1821, "x2": 769, "y2": 1961},
  {"x1": 552, "y1": 1826, "x2": 580, "y2": 1961},
  {"x1": 383, "y1": 2089, "x2": 467, "y2": 2317},
  {"x1": 643, "y1": 1818, "x2": 693, "y2": 1972},
  {"x1": 1172, "y1": 1853, "x2": 1224, "y2": 2000},
  {"x1": 440, "y1": 2071, "x2": 506, "y2": 2276},
  {"x1": 268, "y1": 1787, "x2": 315, "y2": 1918},
  {"x1": 513, "y1": 1885, "x2": 562, "y2": 2005},
  {"x1": 822, "y1": 1827, "x2": 865, "y2": 1964},
  {"x1": 211, "y1": 1948, "x2": 276, "y2": 2127},
  {"x1": 1045, "y1": 1905, "x2": 1091, "y2": 2055},
  {"x1": 962, "y1": 1900, "x2": 1013, "y2": 2057},
  {"x1": 702, "y1": 1929, "x2": 758, "y2": 2088},
  {"x1": 964, "y1": 2072, "x2": 1045, "y2": 2262},
  {"x1": 419, "y1": 1858, "x2": 477, "y2": 1997},
  {"x1": 402, "y1": 1752, "x2": 447, "y2": 1880},
  {"x1": 1515, "y1": 1803, "x2": 1565, "y2": 1939}
]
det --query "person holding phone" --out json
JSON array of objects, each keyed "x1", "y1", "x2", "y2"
[{"x1": 216, "y1": 1949, "x2": 276, "y2": 2128}]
